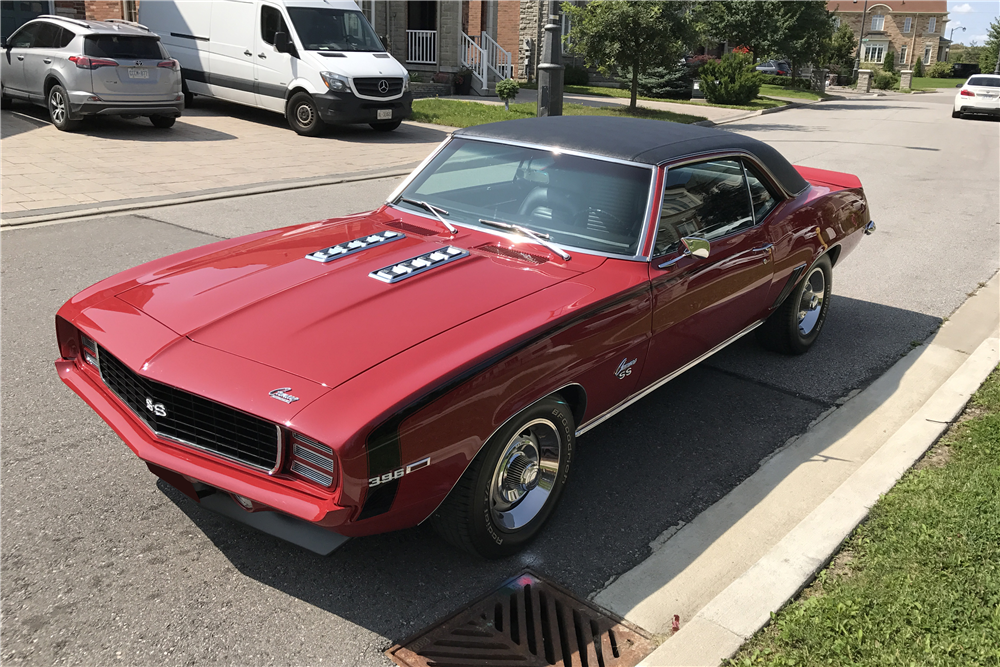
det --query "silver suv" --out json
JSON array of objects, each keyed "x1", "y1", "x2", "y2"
[{"x1": 1, "y1": 15, "x2": 183, "y2": 131}]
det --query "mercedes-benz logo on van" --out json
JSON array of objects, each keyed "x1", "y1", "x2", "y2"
[{"x1": 378, "y1": 79, "x2": 389, "y2": 94}]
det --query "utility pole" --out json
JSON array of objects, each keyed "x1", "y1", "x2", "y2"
[
  {"x1": 852, "y1": 0, "x2": 870, "y2": 82},
  {"x1": 537, "y1": 1, "x2": 564, "y2": 117}
]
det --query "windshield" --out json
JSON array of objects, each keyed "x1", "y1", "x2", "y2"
[
  {"x1": 286, "y1": 7, "x2": 384, "y2": 52},
  {"x1": 396, "y1": 139, "x2": 654, "y2": 256},
  {"x1": 85, "y1": 35, "x2": 165, "y2": 60}
]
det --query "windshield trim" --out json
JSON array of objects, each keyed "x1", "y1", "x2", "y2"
[{"x1": 385, "y1": 135, "x2": 659, "y2": 262}]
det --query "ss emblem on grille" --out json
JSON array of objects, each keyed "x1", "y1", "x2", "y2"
[{"x1": 145, "y1": 398, "x2": 167, "y2": 417}]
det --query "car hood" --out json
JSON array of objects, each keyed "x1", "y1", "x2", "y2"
[
  {"x1": 116, "y1": 210, "x2": 603, "y2": 389},
  {"x1": 301, "y1": 50, "x2": 407, "y2": 79}
]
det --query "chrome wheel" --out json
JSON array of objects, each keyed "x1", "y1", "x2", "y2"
[
  {"x1": 797, "y1": 267, "x2": 826, "y2": 335},
  {"x1": 489, "y1": 418, "x2": 561, "y2": 531},
  {"x1": 295, "y1": 103, "x2": 315, "y2": 126},
  {"x1": 49, "y1": 89, "x2": 67, "y2": 125}
]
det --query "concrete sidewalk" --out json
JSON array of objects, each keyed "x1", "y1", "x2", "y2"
[
  {"x1": 0, "y1": 98, "x2": 450, "y2": 222},
  {"x1": 594, "y1": 272, "x2": 1000, "y2": 666}
]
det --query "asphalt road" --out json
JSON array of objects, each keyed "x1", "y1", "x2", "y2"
[{"x1": 2, "y1": 90, "x2": 997, "y2": 666}]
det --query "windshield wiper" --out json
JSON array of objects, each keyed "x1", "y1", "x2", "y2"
[
  {"x1": 478, "y1": 219, "x2": 571, "y2": 261},
  {"x1": 396, "y1": 197, "x2": 458, "y2": 235}
]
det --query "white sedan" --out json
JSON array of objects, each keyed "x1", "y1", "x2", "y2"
[{"x1": 953, "y1": 74, "x2": 1000, "y2": 119}]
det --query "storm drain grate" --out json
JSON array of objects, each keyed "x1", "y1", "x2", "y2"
[{"x1": 387, "y1": 570, "x2": 656, "y2": 667}]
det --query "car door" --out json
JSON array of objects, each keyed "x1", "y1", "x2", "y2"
[
  {"x1": 637, "y1": 157, "x2": 776, "y2": 389},
  {"x1": 254, "y1": 2, "x2": 295, "y2": 112},
  {"x1": 207, "y1": 0, "x2": 257, "y2": 106},
  {"x1": 22, "y1": 23, "x2": 71, "y2": 101},
  {"x1": 2, "y1": 22, "x2": 41, "y2": 96}
]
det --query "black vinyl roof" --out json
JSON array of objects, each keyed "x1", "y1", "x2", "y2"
[{"x1": 455, "y1": 116, "x2": 808, "y2": 195}]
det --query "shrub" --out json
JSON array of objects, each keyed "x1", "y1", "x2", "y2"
[
  {"x1": 637, "y1": 63, "x2": 695, "y2": 99},
  {"x1": 873, "y1": 69, "x2": 900, "y2": 90},
  {"x1": 928, "y1": 61, "x2": 954, "y2": 78},
  {"x1": 758, "y1": 74, "x2": 812, "y2": 89},
  {"x1": 913, "y1": 58, "x2": 924, "y2": 77},
  {"x1": 495, "y1": 78, "x2": 520, "y2": 110},
  {"x1": 883, "y1": 51, "x2": 896, "y2": 73},
  {"x1": 699, "y1": 52, "x2": 762, "y2": 105},
  {"x1": 564, "y1": 65, "x2": 589, "y2": 86}
]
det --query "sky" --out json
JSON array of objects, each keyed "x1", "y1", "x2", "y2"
[{"x1": 947, "y1": 1, "x2": 1000, "y2": 45}]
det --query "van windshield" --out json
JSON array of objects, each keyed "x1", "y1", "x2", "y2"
[{"x1": 286, "y1": 7, "x2": 384, "y2": 52}]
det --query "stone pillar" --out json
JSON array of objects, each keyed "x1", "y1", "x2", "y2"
[
  {"x1": 811, "y1": 68, "x2": 828, "y2": 94},
  {"x1": 900, "y1": 69, "x2": 913, "y2": 90},
  {"x1": 857, "y1": 69, "x2": 873, "y2": 93}
]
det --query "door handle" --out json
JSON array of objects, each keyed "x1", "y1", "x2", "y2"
[
  {"x1": 752, "y1": 244, "x2": 774, "y2": 264},
  {"x1": 43, "y1": 58, "x2": 51, "y2": 63},
  {"x1": 17, "y1": 55, "x2": 24, "y2": 61},
  {"x1": 244, "y1": 50, "x2": 252, "y2": 57},
  {"x1": 258, "y1": 52, "x2": 266, "y2": 59}
]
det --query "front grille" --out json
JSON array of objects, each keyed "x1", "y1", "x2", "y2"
[
  {"x1": 98, "y1": 346, "x2": 280, "y2": 471},
  {"x1": 354, "y1": 77, "x2": 403, "y2": 97}
]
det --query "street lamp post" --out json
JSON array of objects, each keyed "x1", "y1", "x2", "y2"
[
  {"x1": 949, "y1": 25, "x2": 965, "y2": 41},
  {"x1": 852, "y1": 0, "x2": 870, "y2": 82},
  {"x1": 537, "y1": 0, "x2": 565, "y2": 117}
]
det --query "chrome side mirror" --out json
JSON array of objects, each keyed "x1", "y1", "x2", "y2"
[{"x1": 658, "y1": 237, "x2": 710, "y2": 269}]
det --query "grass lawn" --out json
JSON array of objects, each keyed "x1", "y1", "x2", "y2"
[
  {"x1": 911, "y1": 76, "x2": 967, "y2": 90},
  {"x1": 728, "y1": 366, "x2": 1000, "y2": 666},
  {"x1": 520, "y1": 82, "x2": 785, "y2": 111},
  {"x1": 758, "y1": 84, "x2": 826, "y2": 101},
  {"x1": 410, "y1": 99, "x2": 706, "y2": 128}
]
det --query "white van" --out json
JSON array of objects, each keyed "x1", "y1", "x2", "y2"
[{"x1": 139, "y1": 0, "x2": 411, "y2": 135}]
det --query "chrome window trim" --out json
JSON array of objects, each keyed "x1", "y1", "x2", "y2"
[
  {"x1": 576, "y1": 319, "x2": 765, "y2": 436},
  {"x1": 386, "y1": 135, "x2": 658, "y2": 262},
  {"x1": 97, "y1": 358, "x2": 283, "y2": 476},
  {"x1": 657, "y1": 149, "x2": 802, "y2": 199}
]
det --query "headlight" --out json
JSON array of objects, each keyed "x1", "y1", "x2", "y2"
[
  {"x1": 321, "y1": 72, "x2": 350, "y2": 92},
  {"x1": 403, "y1": 72, "x2": 410, "y2": 92}
]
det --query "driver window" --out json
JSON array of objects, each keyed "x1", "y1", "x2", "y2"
[
  {"x1": 654, "y1": 158, "x2": 754, "y2": 256},
  {"x1": 260, "y1": 5, "x2": 289, "y2": 45},
  {"x1": 10, "y1": 24, "x2": 42, "y2": 48}
]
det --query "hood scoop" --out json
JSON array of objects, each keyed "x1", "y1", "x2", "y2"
[
  {"x1": 477, "y1": 243, "x2": 550, "y2": 265},
  {"x1": 370, "y1": 246, "x2": 469, "y2": 284},
  {"x1": 305, "y1": 230, "x2": 404, "y2": 263}
]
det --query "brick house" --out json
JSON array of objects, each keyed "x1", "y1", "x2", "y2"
[
  {"x1": 1, "y1": 1, "x2": 135, "y2": 40},
  {"x1": 827, "y1": 0, "x2": 949, "y2": 69}
]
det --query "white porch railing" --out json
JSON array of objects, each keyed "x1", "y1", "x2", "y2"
[
  {"x1": 407, "y1": 30, "x2": 437, "y2": 64},
  {"x1": 480, "y1": 31, "x2": 511, "y2": 80},
  {"x1": 460, "y1": 32, "x2": 488, "y2": 88}
]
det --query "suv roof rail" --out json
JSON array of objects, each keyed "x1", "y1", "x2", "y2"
[
  {"x1": 100, "y1": 18, "x2": 150, "y2": 32},
  {"x1": 35, "y1": 14, "x2": 92, "y2": 29}
]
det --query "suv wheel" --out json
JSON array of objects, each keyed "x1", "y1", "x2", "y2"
[
  {"x1": 48, "y1": 85, "x2": 80, "y2": 132},
  {"x1": 1, "y1": 87, "x2": 12, "y2": 110},
  {"x1": 286, "y1": 92, "x2": 325, "y2": 136},
  {"x1": 150, "y1": 115, "x2": 176, "y2": 129}
]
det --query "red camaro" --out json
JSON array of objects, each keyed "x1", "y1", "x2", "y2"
[{"x1": 55, "y1": 117, "x2": 874, "y2": 558}]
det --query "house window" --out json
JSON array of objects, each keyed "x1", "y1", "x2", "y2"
[
  {"x1": 864, "y1": 43, "x2": 886, "y2": 62},
  {"x1": 871, "y1": 14, "x2": 884, "y2": 31},
  {"x1": 928, "y1": 17, "x2": 936, "y2": 33},
  {"x1": 923, "y1": 44, "x2": 932, "y2": 65},
  {"x1": 899, "y1": 45, "x2": 907, "y2": 65},
  {"x1": 903, "y1": 17, "x2": 912, "y2": 33},
  {"x1": 561, "y1": 12, "x2": 572, "y2": 52}
]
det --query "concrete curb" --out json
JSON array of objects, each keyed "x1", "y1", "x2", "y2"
[
  {"x1": 0, "y1": 165, "x2": 418, "y2": 229},
  {"x1": 639, "y1": 335, "x2": 998, "y2": 666},
  {"x1": 694, "y1": 100, "x2": 813, "y2": 127}
]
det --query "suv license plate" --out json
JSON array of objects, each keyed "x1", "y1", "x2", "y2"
[
  {"x1": 377, "y1": 109, "x2": 392, "y2": 120},
  {"x1": 127, "y1": 68, "x2": 149, "y2": 80}
]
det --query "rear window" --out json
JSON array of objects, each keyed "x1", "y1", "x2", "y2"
[
  {"x1": 968, "y1": 76, "x2": 1000, "y2": 88},
  {"x1": 84, "y1": 35, "x2": 164, "y2": 60}
]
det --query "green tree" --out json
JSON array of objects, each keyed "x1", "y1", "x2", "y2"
[
  {"x1": 773, "y1": 1, "x2": 835, "y2": 79},
  {"x1": 563, "y1": 1, "x2": 694, "y2": 111},
  {"x1": 883, "y1": 50, "x2": 896, "y2": 73},
  {"x1": 913, "y1": 57, "x2": 924, "y2": 77},
  {"x1": 823, "y1": 22, "x2": 857, "y2": 75},
  {"x1": 979, "y1": 18, "x2": 1000, "y2": 75},
  {"x1": 700, "y1": 0, "x2": 785, "y2": 60}
]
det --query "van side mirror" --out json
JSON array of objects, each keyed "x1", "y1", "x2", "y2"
[
  {"x1": 1, "y1": 37, "x2": 8, "y2": 50},
  {"x1": 274, "y1": 31, "x2": 291, "y2": 54}
]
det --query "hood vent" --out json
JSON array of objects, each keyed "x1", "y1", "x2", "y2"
[
  {"x1": 319, "y1": 52, "x2": 346, "y2": 57},
  {"x1": 373, "y1": 53, "x2": 390, "y2": 59},
  {"x1": 305, "y1": 230, "x2": 404, "y2": 263},
  {"x1": 385, "y1": 220, "x2": 438, "y2": 237},
  {"x1": 370, "y1": 246, "x2": 469, "y2": 284},
  {"x1": 478, "y1": 243, "x2": 549, "y2": 265}
]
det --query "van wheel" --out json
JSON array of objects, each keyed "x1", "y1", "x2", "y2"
[
  {"x1": 182, "y1": 79, "x2": 194, "y2": 108},
  {"x1": 369, "y1": 120, "x2": 402, "y2": 132},
  {"x1": 150, "y1": 115, "x2": 176, "y2": 129},
  {"x1": 287, "y1": 92, "x2": 325, "y2": 136},
  {"x1": 48, "y1": 84, "x2": 80, "y2": 132}
]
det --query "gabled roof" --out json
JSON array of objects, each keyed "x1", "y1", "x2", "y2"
[{"x1": 827, "y1": 1, "x2": 947, "y2": 13}]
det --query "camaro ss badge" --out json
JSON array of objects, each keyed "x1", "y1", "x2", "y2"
[
  {"x1": 145, "y1": 398, "x2": 167, "y2": 417},
  {"x1": 268, "y1": 387, "x2": 300, "y2": 404},
  {"x1": 369, "y1": 457, "x2": 431, "y2": 487},
  {"x1": 615, "y1": 358, "x2": 637, "y2": 380}
]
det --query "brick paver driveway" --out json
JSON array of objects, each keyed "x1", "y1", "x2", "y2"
[{"x1": 0, "y1": 98, "x2": 450, "y2": 220}]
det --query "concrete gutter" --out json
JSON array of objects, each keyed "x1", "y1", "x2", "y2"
[
  {"x1": 0, "y1": 164, "x2": 419, "y2": 229},
  {"x1": 594, "y1": 272, "x2": 1000, "y2": 666}
]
